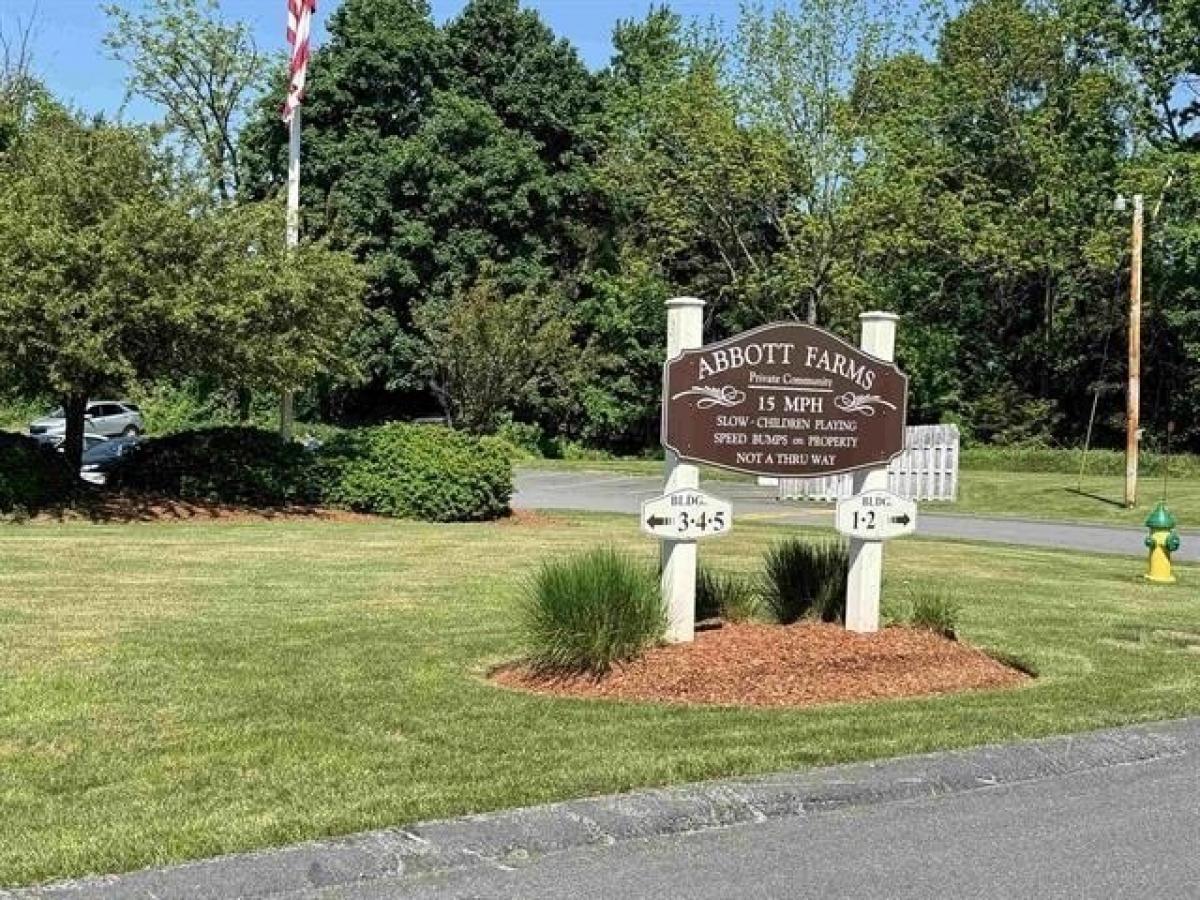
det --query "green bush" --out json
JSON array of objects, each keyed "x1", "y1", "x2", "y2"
[
  {"x1": 125, "y1": 379, "x2": 242, "y2": 436},
  {"x1": 521, "y1": 547, "x2": 665, "y2": 675},
  {"x1": 0, "y1": 432, "x2": 74, "y2": 513},
  {"x1": 0, "y1": 398, "x2": 49, "y2": 433},
  {"x1": 319, "y1": 423, "x2": 512, "y2": 522},
  {"x1": 696, "y1": 565, "x2": 760, "y2": 623},
  {"x1": 492, "y1": 419, "x2": 547, "y2": 461},
  {"x1": 760, "y1": 538, "x2": 849, "y2": 625},
  {"x1": 109, "y1": 427, "x2": 318, "y2": 506},
  {"x1": 909, "y1": 589, "x2": 961, "y2": 640}
]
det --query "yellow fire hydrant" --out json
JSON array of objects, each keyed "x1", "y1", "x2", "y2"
[{"x1": 1144, "y1": 502, "x2": 1181, "y2": 584}]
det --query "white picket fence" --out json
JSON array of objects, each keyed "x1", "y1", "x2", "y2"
[{"x1": 769, "y1": 424, "x2": 961, "y2": 503}]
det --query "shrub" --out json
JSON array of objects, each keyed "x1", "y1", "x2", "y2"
[
  {"x1": 319, "y1": 423, "x2": 512, "y2": 522},
  {"x1": 910, "y1": 589, "x2": 961, "y2": 640},
  {"x1": 696, "y1": 565, "x2": 760, "y2": 623},
  {"x1": 109, "y1": 427, "x2": 318, "y2": 506},
  {"x1": 760, "y1": 538, "x2": 849, "y2": 625},
  {"x1": 0, "y1": 432, "x2": 74, "y2": 512},
  {"x1": 521, "y1": 547, "x2": 665, "y2": 675},
  {"x1": 493, "y1": 418, "x2": 547, "y2": 461}
]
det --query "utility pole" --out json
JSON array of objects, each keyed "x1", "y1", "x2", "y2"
[{"x1": 1125, "y1": 193, "x2": 1144, "y2": 509}]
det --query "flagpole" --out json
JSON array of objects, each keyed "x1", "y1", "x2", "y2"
[{"x1": 280, "y1": 106, "x2": 301, "y2": 441}]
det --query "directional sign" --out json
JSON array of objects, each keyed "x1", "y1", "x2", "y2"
[
  {"x1": 641, "y1": 489, "x2": 733, "y2": 541},
  {"x1": 835, "y1": 490, "x2": 917, "y2": 542}
]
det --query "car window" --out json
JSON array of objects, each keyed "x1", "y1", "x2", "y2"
[
  {"x1": 86, "y1": 405, "x2": 103, "y2": 417},
  {"x1": 94, "y1": 404, "x2": 117, "y2": 417}
]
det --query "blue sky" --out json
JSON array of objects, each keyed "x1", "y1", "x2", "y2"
[{"x1": 3, "y1": 0, "x2": 735, "y2": 121}]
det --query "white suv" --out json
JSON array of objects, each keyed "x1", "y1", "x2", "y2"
[{"x1": 29, "y1": 401, "x2": 145, "y2": 439}]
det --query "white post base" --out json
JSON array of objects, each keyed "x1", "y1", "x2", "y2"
[
  {"x1": 844, "y1": 311, "x2": 899, "y2": 634},
  {"x1": 660, "y1": 297, "x2": 705, "y2": 644},
  {"x1": 662, "y1": 539, "x2": 698, "y2": 643},
  {"x1": 846, "y1": 538, "x2": 883, "y2": 633},
  {"x1": 661, "y1": 446, "x2": 700, "y2": 643}
]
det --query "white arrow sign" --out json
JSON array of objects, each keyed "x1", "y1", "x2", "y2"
[
  {"x1": 641, "y1": 489, "x2": 732, "y2": 541},
  {"x1": 836, "y1": 490, "x2": 918, "y2": 542}
]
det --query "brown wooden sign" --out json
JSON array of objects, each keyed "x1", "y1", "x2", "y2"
[{"x1": 662, "y1": 322, "x2": 908, "y2": 478}]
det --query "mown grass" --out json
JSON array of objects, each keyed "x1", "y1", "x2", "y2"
[
  {"x1": 1, "y1": 514, "x2": 1198, "y2": 886},
  {"x1": 954, "y1": 470, "x2": 1200, "y2": 527}
]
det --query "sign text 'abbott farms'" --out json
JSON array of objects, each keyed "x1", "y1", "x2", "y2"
[{"x1": 663, "y1": 322, "x2": 908, "y2": 477}]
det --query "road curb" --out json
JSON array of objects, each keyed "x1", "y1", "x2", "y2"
[{"x1": 9, "y1": 718, "x2": 1199, "y2": 900}]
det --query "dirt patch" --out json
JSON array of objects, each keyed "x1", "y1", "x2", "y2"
[{"x1": 493, "y1": 622, "x2": 1029, "y2": 709}]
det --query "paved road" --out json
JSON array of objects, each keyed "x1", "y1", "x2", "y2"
[
  {"x1": 514, "y1": 469, "x2": 1199, "y2": 561},
  {"x1": 21, "y1": 720, "x2": 1196, "y2": 899},
  {"x1": 313, "y1": 744, "x2": 1200, "y2": 899}
]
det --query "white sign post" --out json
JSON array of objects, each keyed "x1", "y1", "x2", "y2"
[
  {"x1": 845, "y1": 312, "x2": 900, "y2": 634},
  {"x1": 642, "y1": 489, "x2": 733, "y2": 541},
  {"x1": 662, "y1": 297, "x2": 706, "y2": 643}
]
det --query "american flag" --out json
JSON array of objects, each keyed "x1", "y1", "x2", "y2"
[{"x1": 283, "y1": 0, "x2": 316, "y2": 123}]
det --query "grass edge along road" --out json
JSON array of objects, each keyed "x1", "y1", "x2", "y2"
[
  {"x1": 524, "y1": 459, "x2": 1200, "y2": 528},
  {"x1": 2, "y1": 513, "x2": 1199, "y2": 886}
]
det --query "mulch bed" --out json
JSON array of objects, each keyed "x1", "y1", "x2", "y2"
[
  {"x1": 14, "y1": 495, "x2": 381, "y2": 525},
  {"x1": 493, "y1": 622, "x2": 1029, "y2": 709}
]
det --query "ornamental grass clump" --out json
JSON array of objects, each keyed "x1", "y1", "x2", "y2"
[
  {"x1": 760, "y1": 538, "x2": 849, "y2": 625},
  {"x1": 522, "y1": 547, "x2": 665, "y2": 676},
  {"x1": 910, "y1": 589, "x2": 961, "y2": 640},
  {"x1": 696, "y1": 565, "x2": 760, "y2": 623}
]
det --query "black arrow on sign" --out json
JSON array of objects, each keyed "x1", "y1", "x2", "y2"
[
  {"x1": 890, "y1": 514, "x2": 912, "y2": 526},
  {"x1": 646, "y1": 514, "x2": 673, "y2": 529}
]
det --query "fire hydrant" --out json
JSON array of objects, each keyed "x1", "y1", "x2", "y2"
[{"x1": 1144, "y1": 502, "x2": 1181, "y2": 584}]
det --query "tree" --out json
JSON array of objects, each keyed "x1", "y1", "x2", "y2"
[
  {"x1": 0, "y1": 107, "x2": 212, "y2": 471},
  {"x1": 416, "y1": 274, "x2": 572, "y2": 433},
  {"x1": 0, "y1": 106, "x2": 364, "y2": 473},
  {"x1": 104, "y1": 0, "x2": 268, "y2": 199},
  {"x1": 845, "y1": 0, "x2": 1131, "y2": 439},
  {"x1": 193, "y1": 200, "x2": 367, "y2": 397},
  {"x1": 732, "y1": 0, "x2": 917, "y2": 325},
  {"x1": 445, "y1": 0, "x2": 599, "y2": 171},
  {"x1": 0, "y1": 11, "x2": 40, "y2": 149},
  {"x1": 239, "y1": 0, "x2": 601, "y2": 422},
  {"x1": 600, "y1": 0, "x2": 919, "y2": 331}
]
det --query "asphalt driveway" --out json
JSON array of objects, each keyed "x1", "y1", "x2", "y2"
[{"x1": 513, "y1": 468, "x2": 1199, "y2": 561}]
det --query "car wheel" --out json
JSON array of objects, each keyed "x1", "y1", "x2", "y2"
[{"x1": 122, "y1": 425, "x2": 141, "y2": 437}]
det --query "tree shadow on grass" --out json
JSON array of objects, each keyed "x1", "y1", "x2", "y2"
[{"x1": 8, "y1": 489, "x2": 360, "y2": 525}]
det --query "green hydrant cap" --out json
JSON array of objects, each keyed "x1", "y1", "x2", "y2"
[{"x1": 1145, "y1": 501, "x2": 1177, "y2": 531}]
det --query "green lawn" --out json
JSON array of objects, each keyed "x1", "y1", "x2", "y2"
[
  {"x1": 955, "y1": 470, "x2": 1199, "y2": 527},
  {"x1": 525, "y1": 459, "x2": 1199, "y2": 526},
  {"x1": 2, "y1": 514, "x2": 1199, "y2": 887}
]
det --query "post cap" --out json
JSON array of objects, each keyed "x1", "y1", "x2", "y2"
[
  {"x1": 667, "y1": 296, "x2": 706, "y2": 309},
  {"x1": 859, "y1": 311, "x2": 900, "y2": 323},
  {"x1": 1145, "y1": 501, "x2": 1177, "y2": 531}
]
